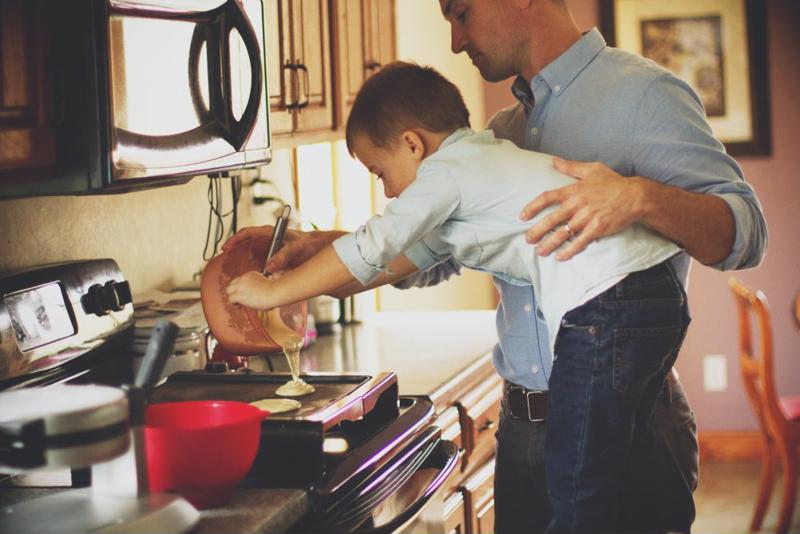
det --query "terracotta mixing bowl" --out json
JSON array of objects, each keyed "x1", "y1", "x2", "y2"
[{"x1": 200, "y1": 237, "x2": 307, "y2": 355}]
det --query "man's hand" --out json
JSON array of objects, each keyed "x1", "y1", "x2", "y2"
[
  {"x1": 226, "y1": 271, "x2": 275, "y2": 309},
  {"x1": 519, "y1": 157, "x2": 647, "y2": 261},
  {"x1": 222, "y1": 226, "x2": 346, "y2": 273}
]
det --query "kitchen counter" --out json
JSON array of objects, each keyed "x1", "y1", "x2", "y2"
[
  {"x1": 257, "y1": 310, "x2": 499, "y2": 409},
  {"x1": 201, "y1": 310, "x2": 498, "y2": 533}
]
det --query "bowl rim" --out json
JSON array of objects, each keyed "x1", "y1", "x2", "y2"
[{"x1": 145, "y1": 400, "x2": 268, "y2": 430}]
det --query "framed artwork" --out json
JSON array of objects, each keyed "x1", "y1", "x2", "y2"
[{"x1": 599, "y1": 0, "x2": 771, "y2": 156}]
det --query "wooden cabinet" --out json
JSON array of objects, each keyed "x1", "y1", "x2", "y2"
[
  {"x1": 458, "y1": 374, "x2": 503, "y2": 472},
  {"x1": 264, "y1": 0, "x2": 334, "y2": 138},
  {"x1": 332, "y1": 0, "x2": 396, "y2": 128},
  {"x1": 443, "y1": 490, "x2": 467, "y2": 534},
  {"x1": 0, "y1": 0, "x2": 55, "y2": 180},
  {"x1": 433, "y1": 354, "x2": 503, "y2": 534},
  {"x1": 463, "y1": 459, "x2": 496, "y2": 534}
]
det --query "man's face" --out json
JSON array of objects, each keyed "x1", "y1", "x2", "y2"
[
  {"x1": 351, "y1": 134, "x2": 419, "y2": 199},
  {"x1": 439, "y1": 0, "x2": 518, "y2": 82}
]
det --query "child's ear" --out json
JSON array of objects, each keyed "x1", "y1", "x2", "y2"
[{"x1": 401, "y1": 130, "x2": 426, "y2": 161}]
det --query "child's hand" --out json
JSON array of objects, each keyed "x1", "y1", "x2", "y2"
[{"x1": 226, "y1": 271, "x2": 275, "y2": 309}]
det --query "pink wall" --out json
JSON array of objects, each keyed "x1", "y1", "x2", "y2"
[{"x1": 483, "y1": 1, "x2": 800, "y2": 431}]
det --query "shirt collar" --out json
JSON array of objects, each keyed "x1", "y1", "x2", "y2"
[
  {"x1": 438, "y1": 127, "x2": 473, "y2": 151},
  {"x1": 511, "y1": 28, "x2": 607, "y2": 105}
]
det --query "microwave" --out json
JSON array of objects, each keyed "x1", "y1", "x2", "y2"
[{"x1": 7, "y1": 0, "x2": 271, "y2": 197}]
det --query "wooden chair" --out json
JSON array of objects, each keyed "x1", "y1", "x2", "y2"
[{"x1": 729, "y1": 278, "x2": 800, "y2": 533}]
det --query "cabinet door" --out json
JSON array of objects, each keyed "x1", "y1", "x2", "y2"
[
  {"x1": 365, "y1": 0, "x2": 395, "y2": 73},
  {"x1": 291, "y1": 0, "x2": 333, "y2": 132},
  {"x1": 332, "y1": 0, "x2": 395, "y2": 129},
  {"x1": 263, "y1": 0, "x2": 294, "y2": 135},
  {"x1": 0, "y1": 0, "x2": 55, "y2": 178},
  {"x1": 444, "y1": 490, "x2": 467, "y2": 534},
  {"x1": 462, "y1": 459, "x2": 496, "y2": 534},
  {"x1": 458, "y1": 374, "x2": 503, "y2": 469},
  {"x1": 333, "y1": 0, "x2": 366, "y2": 128}
]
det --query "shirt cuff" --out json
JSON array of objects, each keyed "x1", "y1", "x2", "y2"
[
  {"x1": 712, "y1": 193, "x2": 765, "y2": 271},
  {"x1": 332, "y1": 233, "x2": 383, "y2": 285},
  {"x1": 403, "y1": 241, "x2": 441, "y2": 272}
]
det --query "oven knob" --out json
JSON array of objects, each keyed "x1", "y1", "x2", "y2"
[
  {"x1": 102, "y1": 280, "x2": 132, "y2": 312},
  {"x1": 81, "y1": 280, "x2": 132, "y2": 316},
  {"x1": 82, "y1": 283, "x2": 109, "y2": 315}
]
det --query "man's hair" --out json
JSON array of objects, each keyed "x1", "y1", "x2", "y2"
[{"x1": 345, "y1": 61, "x2": 471, "y2": 155}]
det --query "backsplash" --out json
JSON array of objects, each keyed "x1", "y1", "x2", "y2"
[{"x1": 0, "y1": 149, "x2": 297, "y2": 296}]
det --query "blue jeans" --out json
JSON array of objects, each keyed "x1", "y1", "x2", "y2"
[
  {"x1": 543, "y1": 261, "x2": 691, "y2": 531},
  {"x1": 494, "y1": 370, "x2": 698, "y2": 533}
]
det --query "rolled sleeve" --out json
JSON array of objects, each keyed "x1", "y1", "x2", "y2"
[
  {"x1": 713, "y1": 192, "x2": 768, "y2": 271},
  {"x1": 332, "y1": 232, "x2": 382, "y2": 285}
]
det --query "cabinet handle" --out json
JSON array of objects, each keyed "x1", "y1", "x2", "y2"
[
  {"x1": 283, "y1": 60, "x2": 309, "y2": 112},
  {"x1": 295, "y1": 61, "x2": 310, "y2": 111},
  {"x1": 479, "y1": 419, "x2": 496, "y2": 432},
  {"x1": 282, "y1": 60, "x2": 297, "y2": 112},
  {"x1": 365, "y1": 60, "x2": 382, "y2": 74}
]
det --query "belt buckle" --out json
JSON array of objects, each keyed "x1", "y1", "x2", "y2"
[{"x1": 526, "y1": 390, "x2": 545, "y2": 422}]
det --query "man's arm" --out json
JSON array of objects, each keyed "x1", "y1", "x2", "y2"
[
  {"x1": 522, "y1": 159, "x2": 735, "y2": 265},
  {"x1": 223, "y1": 226, "x2": 347, "y2": 273},
  {"x1": 519, "y1": 73, "x2": 766, "y2": 269}
]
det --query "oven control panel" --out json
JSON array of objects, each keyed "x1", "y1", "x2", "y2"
[{"x1": 0, "y1": 259, "x2": 135, "y2": 388}]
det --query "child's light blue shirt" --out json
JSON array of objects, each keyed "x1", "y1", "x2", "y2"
[{"x1": 333, "y1": 127, "x2": 680, "y2": 352}]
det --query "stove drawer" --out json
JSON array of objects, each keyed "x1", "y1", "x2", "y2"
[{"x1": 303, "y1": 427, "x2": 459, "y2": 533}]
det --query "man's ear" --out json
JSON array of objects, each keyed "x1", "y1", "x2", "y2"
[{"x1": 400, "y1": 130, "x2": 426, "y2": 161}]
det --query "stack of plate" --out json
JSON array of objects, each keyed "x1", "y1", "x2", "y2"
[{"x1": 133, "y1": 314, "x2": 208, "y2": 379}]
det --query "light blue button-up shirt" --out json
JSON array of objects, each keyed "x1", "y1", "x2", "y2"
[
  {"x1": 400, "y1": 29, "x2": 766, "y2": 390},
  {"x1": 333, "y1": 128, "x2": 680, "y2": 352}
]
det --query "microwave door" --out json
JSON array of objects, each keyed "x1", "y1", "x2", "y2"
[{"x1": 106, "y1": 0, "x2": 263, "y2": 181}]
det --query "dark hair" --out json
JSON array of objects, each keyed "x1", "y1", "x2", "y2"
[{"x1": 345, "y1": 61, "x2": 471, "y2": 155}]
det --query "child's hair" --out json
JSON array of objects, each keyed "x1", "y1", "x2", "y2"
[{"x1": 345, "y1": 61, "x2": 471, "y2": 155}]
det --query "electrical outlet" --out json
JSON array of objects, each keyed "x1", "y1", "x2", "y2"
[{"x1": 703, "y1": 353, "x2": 728, "y2": 391}]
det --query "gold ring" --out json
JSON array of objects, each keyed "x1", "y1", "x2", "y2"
[{"x1": 563, "y1": 223, "x2": 574, "y2": 238}]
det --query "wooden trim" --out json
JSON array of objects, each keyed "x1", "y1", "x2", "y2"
[{"x1": 699, "y1": 430, "x2": 762, "y2": 462}]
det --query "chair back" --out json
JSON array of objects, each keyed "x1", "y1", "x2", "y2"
[{"x1": 729, "y1": 278, "x2": 785, "y2": 435}]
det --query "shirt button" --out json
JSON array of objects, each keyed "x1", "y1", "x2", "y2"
[
  {"x1": 531, "y1": 364, "x2": 540, "y2": 374},
  {"x1": 524, "y1": 303, "x2": 532, "y2": 312},
  {"x1": 554, "y1": 84, "x2": 561, "y2": 93}
]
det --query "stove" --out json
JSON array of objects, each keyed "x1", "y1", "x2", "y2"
[
  {"x1": 149, "y1": 369, "x2": 457, "y2": 531},
  {"x1": 0, "y1": 260, "x2": 458, "y2": 532}
]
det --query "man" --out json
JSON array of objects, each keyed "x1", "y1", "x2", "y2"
[
  {"x1": 434, "y1": 1, "x2": 764, "y2": 532},
  {"x1": 225, "y1": 0, "x2": 766, "y2": 531}
]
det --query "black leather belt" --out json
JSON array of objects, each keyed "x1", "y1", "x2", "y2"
[{"x1": 503, "y1": 381, "x2": 548, "y2": 422}]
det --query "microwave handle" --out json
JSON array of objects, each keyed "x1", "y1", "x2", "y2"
[
  {"x1": 110, "y1": 0, "x2": 263, "y2": 152},
  {"x1": 188, "y1": 0, "x2": 263, "y2": 151}
]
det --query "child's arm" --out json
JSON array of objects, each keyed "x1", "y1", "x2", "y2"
[
  {"x1": 327, "y1": 254, "x2": 420, "y2": 299},
  {"x1": 226, "y1": 244, "x2": 419, "y2": 309}
]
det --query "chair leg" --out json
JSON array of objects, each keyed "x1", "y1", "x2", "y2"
[
  {"x1": 776, "y1": 441, "x2": 798, "y2": 534},
  {"x1": 751, "y1": 439, "x2": 778, "y2": 531}
]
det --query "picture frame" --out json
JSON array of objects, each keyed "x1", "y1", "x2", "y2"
[{"x1": 599, "y1": 0, "x2": 771, "y2": 156}]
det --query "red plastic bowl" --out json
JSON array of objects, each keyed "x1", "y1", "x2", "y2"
[{"x1": 145, "y1": 401, "x2": 268, "y2": 509}]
